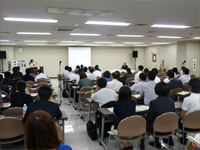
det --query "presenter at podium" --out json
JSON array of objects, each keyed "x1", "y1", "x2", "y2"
[
  {"x1": 29, "y1": 59, "x2": 37, "y2": 68},
  {"x1": 121, "y1": 62, "x2": 128, "y2": 70}
]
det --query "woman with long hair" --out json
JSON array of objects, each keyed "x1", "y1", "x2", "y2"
[{"x1": 114, "y1": 86, "x2": 136, "y2": 150}]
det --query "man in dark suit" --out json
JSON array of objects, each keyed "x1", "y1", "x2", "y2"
[
  {"x1": 2, "y1": 71, "x2": 13, "y2": 86},
  {"x1": 22, "y1": 68, "x2": 35, "y2": 82},
  {"x1": 0, "y1": 74, "x2": 9, "y2": 94},
  {"x1": 22, "y1": 86, "x2": 62, "y2": 123},
  {"x1": 121, "y1": 62, "x2": 128, "y2": 70},
  {"x1": 10, "y1": 67, "x2": 22, "y2": 79},
  {"x1": 167, "y1": 70, "x2": 183, "y2": 91}
]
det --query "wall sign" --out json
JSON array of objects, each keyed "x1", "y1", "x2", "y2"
[
  {"x1": 193, "y1": 59, "x2": 197, "y2": 71},
  {"x1": 13, "y1": 60, "x2": 26, "y2": 68}
]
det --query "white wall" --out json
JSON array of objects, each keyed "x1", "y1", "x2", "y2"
[{"x1": 176, "y1": 41, "x2": 187, "y2": 70}]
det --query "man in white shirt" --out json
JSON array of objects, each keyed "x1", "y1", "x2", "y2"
[
  {"x1": 139, "y1": 71, "x2": 158, "y2": 104},
  {"x1": 91, "y1": 78, "x2": 117, "y2": 107},
  {"x1": 107, "y1": 72, "x2": 123, "y2": 91},
  {"x1": 69, "y1": 69, "x2": 79, "y2": 82},
  {"x1": 130, "y1": 73, "x2": 146, "y2": 95},
  {"x1": 178, "y1": 68, "x2": 191, "y2": 84},
  {"x1": 35, "y1": 69, "x2": 49, "y2": 82},
  {"x1": 63, "y1": 66, "x2": 69, "y2": 79},
  {"x1": 152, "y1": 68, "x2": 161, "y2": 83},
  {"x1": 87, "y1": 67, "x2": 97, "y2": 81},
  {"x1": 134, "y1": 65, "x2": 144, "y2": 84},
  {"x1": 64, "y1": 67, "x2": 72, "y2": 79},
  {"x1": 93, "y1": 65, "x2": 102, "y2": 77},
  {"x1": 179, "y1": 78, "x2": 200, "y2": 145}
]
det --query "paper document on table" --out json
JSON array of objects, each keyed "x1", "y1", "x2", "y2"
[
  {"x1": 186, "y1": 136, "x2": 200, "y2": 145},
  {"x1": 177, "y1": 92, "x2": 189, "y2": 95},
  {"x1": 133, "y1": 94, "x2": 141, "y2": 98},
  {"x1": 1, "y1": 94, "x2": 6, "y2": 98},
  {"x1": 30, "y1": 93, "x2": 38, "y2": 97},
  {"x1": 136, "y1": 106, "x2": 147, "y2": 111},
  {"x1": 108, "y1": 107, "x2": 114, "y2": 112},
  {"x1": 141, "y1": 106, "x2": 149, "y2": 110}
]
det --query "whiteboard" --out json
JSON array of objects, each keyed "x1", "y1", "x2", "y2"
[{"x1": 68, "y1": 47, "x2": 91, "y2": 70}]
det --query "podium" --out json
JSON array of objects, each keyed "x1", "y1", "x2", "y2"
[{"x1": 30, "y1": 66, "x2": 44, "y2": 75}]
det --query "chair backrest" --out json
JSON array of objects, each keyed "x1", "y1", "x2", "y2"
[
  {"x1": 153, "y1": 112, "x2": 179, "y2": 133},
  {"x1": 190, "y1": 74, "x2": 196, "y2": 79},
  {"x1": 0, "y1": 117, "x2": 24, "y2": 139},
  {"x1": 169, "y1": 88, "x2": 183, "y2": 100},
  {"x1": 184, "y1": 82, "x2": 189, "y2": 85},
  {"x1": 157, "y1": 73, "x2": 164, "y2": 78},
  {"x1": 118, "y1": 116, "x2": 146, "y2": 137},
  {"x1": 56, "y1": 124, "x2": 62, "y2": 141},
  {"x1": 37, "y1": 78, "x2": 49, "y2": 83},
  {"x1": 0, "y1": 90, "x2": 9, "y2": 95},
  {"x1": 26, "y1": 81, "x2": 35, "y2": 86},
  {"x1": 8, "y1": 85, "x2": 12, "y2": 89},
  {"x1": 35, "y1": 87, "x2": 40, "y2": 93},
  {"x1": 27, "y1": 88, "x2": 34, "y2": 93},
  {"x1": 126, "y1": 77, "x2": 135, "y2": 85},
  {"x1": 26, "y1": 84, "x2": 32, "y2": 88},
  {"x1": 183, "y1": 84, "x2": 189, "y2": 91},
  {"x1": 79, "y1": 87, "x2": 92, "y2": 92},
  {"x1": 2, "y1": 107, "x2": 23, "y2": 116},
  {"x1": 183, "y1": 110, "x2": 200, "y2": 129},
  {"x1": 36, "y1": 82, "x2": 48, "y2": 88},
  {"x1": 84, "y1": 91, "x2": 91, "y2": 103}
]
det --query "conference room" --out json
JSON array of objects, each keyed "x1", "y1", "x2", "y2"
[{"x1": 0, "y1": 0, "x2": 200, "y2": 150}]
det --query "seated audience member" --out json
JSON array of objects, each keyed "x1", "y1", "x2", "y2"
[
  {"x1": 116, "y1": 71, "x2": 126, "y2": 85},
  {"x1": 80, "y1": 64, "x2": 83, "y2": 69},
  {"x1": 78, "y1": 71, "x2": 93, "y2": 88},
  {"x1": 22, "y1": 86, "x2": 62, "y2": 123},
  {"x1": 123, "y1": 68, "x2": 133, "y2": 81},
  {"x1": 10, "y1": 67, "x2": 21, "y2": 79},
  {"x1": 135, "y1": 65, "x2": 144, "y2": 84},
  {"x1": 121, "y1": 62, "x2": 128, "y2": 70},
  {"x1": 93, "y1": 65, "x2": 102, "y2": 77},
  {"x1": 103, "y1": 71, "x2": 111, "y2": 82},
  {"x1": 2, "y1": 71, "x2": 13, "y2": 86},
  {"x1": 17, "y1": 66, "x2": 23, "y2": 76},
  {"x1": 173, "y1": 67, "x2": 179, "y2": 78},
  {"x1": 167, "y1": 70, "x2": 183, "y2": 91},
  {"x1": 143, "y1": 68, "x2": 149, "y2": 75},
  {"x1": 178, "y1": 68, "x2": 191, "y2": 84},
  {"x1": 107, "y1": 72, "x2": 123, "y2": 91},
  {"x1": 22, "y1": 68, "x2": 35, "y2": 82},
  {"x1": 63, "y1": 66, "x2": 69, "y2": 79},
  {"x1": 76, "y1": 65, "x2": 80, "y2": 70},
  {"x1": 91, "y1": 78, "x2": 117, "y2": 107},
  {"x1": 180, "y1": 66, "x2": 185, "y2": 76},
  {"x1": 139, "y1": 71, "x2": 157, "y2": 104},
  {"x1": 0, "y1": 74, "x2": 9, "y2": 94},
  {"x1": 25, "y1": 110, "x2": 72, "y2": 150},
  {"x1": 87, "y1": 67, "x2": 97, "y2": 81},
  {"x1": 35, "y1": 69, "x2": 49, "y2": 82},
  {"x1": 141, "y1": 82, "x2": 175, "y2": 148},
  {"x1": 10, "y1": 77, "x2": 30, "y2": 95},
  {"x1": 10, "y1": 80, "x2": 33, "y2": 107},
  {"x1": 69, "y1": 69, "x2": 79, "y2": 82},
  {"x1": 83, "y1": 67, "x2": 89, "y2": 76},
  {"x1": 114, "y1": 86, "x2": 136, "y2": 150},
  {"x1": 152, "y1": 68, "x2": 161, "y2": 83},
  {"x1": 179, "y1": 78, "x2": 200, "y2": 145},
  {"x1": 130, "y1": 73, "x2": 146, "y2": 95}
]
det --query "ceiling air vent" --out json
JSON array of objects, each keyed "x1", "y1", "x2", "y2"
[
  {"x1": 192, "y1": 26, "x2": 200, "y2": 28},
  {"x1": 135, "y1": 24, "x2": 147, "y2": 26},
  {"x1": 106, "y1": 34, "x2": 113, "y2": 36},
  {"x1": 147, "y1": 31, "x2": 156, "y2": 33},
  {"x1": 1, "y1": 32, "x2": 10, "y2": 34},
  {"x1": 147, "y1": 35, "x2": 154, "y2": 37},
  {"x1": 52, "y1": 27, "x2": 80, "y2": 32}
]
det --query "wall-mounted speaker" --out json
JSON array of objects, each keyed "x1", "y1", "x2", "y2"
[
  {"x1": 0, "y1": 51, "x2": 6, "y2": 59},
  {"x1": 133, "y1": 51, "x2": 138, "y2": 58}
]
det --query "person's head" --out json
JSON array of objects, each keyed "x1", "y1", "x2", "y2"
[
  {"x1": 65, "y1": 66, "x2": 68, "y2": 70},
  {"x1": 167, "y1": 70, "x2": 174, "y2": 79},
  {"x1": 11, "y1": 77, "x2": 22, "y2": 93},
  {"x1": 103, "y1": 71, "x2": 110, "y2": 78},
  {"x1": 12, "y1": 67, "x2": 18, "y2": 73},
  {"x1": 29, "y1": 59, "x2": 34, "y2": 65},
  {"x1": 143, "y1": 68, "x2": 149, "y2": 74},
  {"x1": 68, "y1": 67, "x2": 72, "y2": 72},
  {"x1": 181, "y1": 66, "x2": 185, "y2": 71},
  {"x1": 25, "y1": 110, "x2": 61, "y2": 150},
  {"x1": 123, "y1": 62, "x2": 126, "y2": 66},
  {"x1": 139, "y1": 73, "x2": 146, "y2": 81},
  {"x1": 4, "y1": 71, "x2": 11, "y2": 78},
  {"x1": 147, "y1": 71, "x2": 156, "y2": 81},
  {"x1": 189, "y1": 78, "x2": 200, "y2": 93},
  {"x1": 138, "y1": 65, "x2": 144, "y2": 71},
  {"x1": 118, "y1": 86, "x2": 132, "y2": 107},
  {"x1": 79, "y1": 71, "x2": 87, "y2": 79},
  {"x1": 97, "y1": 78, "x2": 107, "y2": 89},
  {"x1": 89, "y1": 67, "x2": 94, "y2": 73},
  {"x1": 172, "y1": 67, "x2": 178, "y2": 74},
  {"x1": 74, "y1": 69, "x2": 78, "y2": 74},
  {"x1": 16, "y1": 80, "x2": 26, "y2": 105},
  {"x1": 80, "y1": 64, "x2": 83, "y2": 68},
  {"x1": 152, "y1": 68, "x2": 158, "y2": 76},
  {"x1": 78, "y1": 68, "x2": 83, "y2": 74},
  {"x1": 0, "y1": 74, "x2": 3, "y2": 82},
  {"x1": 112, "y1": 72, "x2": 119, "y2": 79},
  {"x1": 17, "y1": 66, "x2": 20, "y2": 71},
  {"x1": 76, "y1": 65, "x2": 80, "y2": 69},
  {"x1": 38, "y1": 86, "x2": 52, "y2": 99},
  {"x1": 95, "y1": 65, "x2": 99, "y2": 71},
  {"x1": 25, "y1": 68, "x2": 31, "y2": 75},
  {"x1": 37, "y1": 69, "x2": 43, "y2": 74},
  {"x1": 183, "y1": 68, "x2": 189, "y2": 75},
  {"x1": 155, "y1": 82, "x2": 169, "y2": 96},
  {"x1": 126, "y1": 68, "x2": 132, "y2": 74},
  {"x1": 83, "y1": 67, "x2": 87, "y2": 72}
]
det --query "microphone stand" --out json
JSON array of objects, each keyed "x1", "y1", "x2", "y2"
[{"x1": 58, "y1": 61, "x2": 62, "y2": 103}]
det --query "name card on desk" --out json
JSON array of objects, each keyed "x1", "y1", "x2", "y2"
[
  {"x1": 133, "y1": 94, "x2": 141, "y2": 98},
  {"x1": 136, "y1": 106, "x2": 148, "y2": 111},
  {"x1": 108, "y1": 107, "x2": 114, "y2": 112}
]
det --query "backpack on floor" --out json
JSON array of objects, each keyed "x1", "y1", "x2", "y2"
[
  {"x1": 86, "y1": 121, "x2": 97, "y2": 140},
  {"x1": 62, "y1": 89, "x2": 68, "y2": 98}
]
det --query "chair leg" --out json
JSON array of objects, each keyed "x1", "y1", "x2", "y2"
[
  {"x1": 109, "y1": 134, "x2": 111, "y2": 150},
  {"x1": 182, "y1": 128, "x2": 184, "y2": 150}
]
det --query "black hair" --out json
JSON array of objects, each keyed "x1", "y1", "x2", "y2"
[
  {"x1": 16, "y1": 80, "x2": 26, "y2": 105},
  {"x1": 152, "y1": 68, "x2": 158, "y2": 75},
  {"x1": 68, "y1": 67, "x2": 72, "y2": 72},
  {"x1": 89, "y1": 67, "x2": 94, "y2": 73},
  {"x1": 78, "y1": 69, "x2": 83, "y2": 74},
  {"x1": 11, "y1": 77, "x2": 22, "y2": 93},
  {"x1": 26, "y1": 68, "x2": 31, "y2": 75},
  {"x1": 29, "y1": 59, "x2": 34, "y2": 65},
  {"x1": 147, "y1": 71, "x2": 156, "y2": 80},
  {"x1": 138, "y1": 65, "x2": 144, "y2": 71},
  {"x1": 143, "y1": 68, "x2": 149, "y2": 74},
  {"x1": 12, "y1": 67, "x2": 18, "y2": 73},
  {"x1": 167, "y1": 70, "x2": 174, "y2": 79},
  {"x1": 5, "y1": 71, "x2": 11, "y2": 78},
  {"x1": 139, "y1": 73, "x2": 146, "y2": 81},
  {"x1": 155, "y1": 82, "x2": 169, "y2": 96},
  {"x1": 76, "y1": 65, "x2": 80, "y2": 69},
  {"x1": 118, "y1": 86, "x2": 132, "y2": 108},
  {"x1": 181, "y1": 66, "x2": 185, "y2": 70},
  {"x1": 83, "y1": 67, "x2": 87, "y2": 72},
  {"x1": 38, "y1": 86, "x2": 52, "y2": 99},
  {"x1": 95, "y1": 65, "x2": 99, "y2": 70},
  {"x1": 17, "y1": 66, "x2": 20, "y2": 70},
  {"x1": 65, "y1": 66, "x2": 68, "y2": 70},
  {"x1": 112, "y1": 72, "x2": 119, "y2": 79},
  {"x1": 0, "y1": 74, "x2": 3, "y2": 82},
  {"x1": 80, "y1": 64, "x2": 83, "y2": 68},
  {"x1": 126, "y1": 68, "x2": 132, "y2": 74},
  {"x1": 189, "y1": 78, "x2": 200, "y2": 93},
  {"x1": 104, "y1": 71, "x2": 110, "y2": 78},
  {"x1": 183, "y1": 68, "x2": 189, "y2": 75},
  {"x1": 38, "y1": 69, "x2": 42, "y2": 74},
  {"x1": 172, "y1": 67, "x2": 178, "y2": 74},
  {"x1": 97, "y1": 78, "x2": 107, "y2": 88}
]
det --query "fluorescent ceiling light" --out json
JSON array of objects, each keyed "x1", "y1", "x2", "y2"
[
  {"x1": 157, "y1": 36, "x2": 182, "y2": 38},
  {"x1": 17, "y1": 32, "x2": 51, "y2": 35},
  {"x1": 24, "y1": 40, "x2": 47, "y2": 42},
  {"x1": 124, "y1": 42, "x2": 143, "y2": 44},
  {"x1": 60, "y1": 41, "x2": 82, "y2": 43},
  {"x1": 4, "y1": 18, "x2": 57, "y2": 23},
  {"x1": 94, "y1": 41, "x2": 114, "y2": 44},
  {"x1": 85, "y1": 21, "x2": 131, "y2": 26},
  {"x1": 133, "y1": 45, "x2": 148, "y2": 46},
  {"x1": 193, "y1": 37, "x2": 200, "y2": 39},
  {"x1": 27, "y1": 44, "x2": 46, "y2": 45},
  {"x1": 152, "y1": 43, "x2": 170, "y2": 44},
  {"x1": 70, "y1": 33, "x2": 101, "y2": 36},
  {"x1": 83, "y1": 44, "x2": 101, "y2": 46},
  {"x1": 0, "y1": 40, "x2": 10, "y2": 42},
  {"x1": 151, "y1": 24, "x2": 190, "y2": 28},
  {"x1": 0, "y1": 43, "x2": 15, "y2": 45},
  {"x1": 110, "y1": 44, "x2": 125, "y2": 46},
  {"x1": 57, "y1": 44, "x2": 76, "y2": 46},
  {"x1": 117, "y1": 35, "x2": 144, "y2": 37}
]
